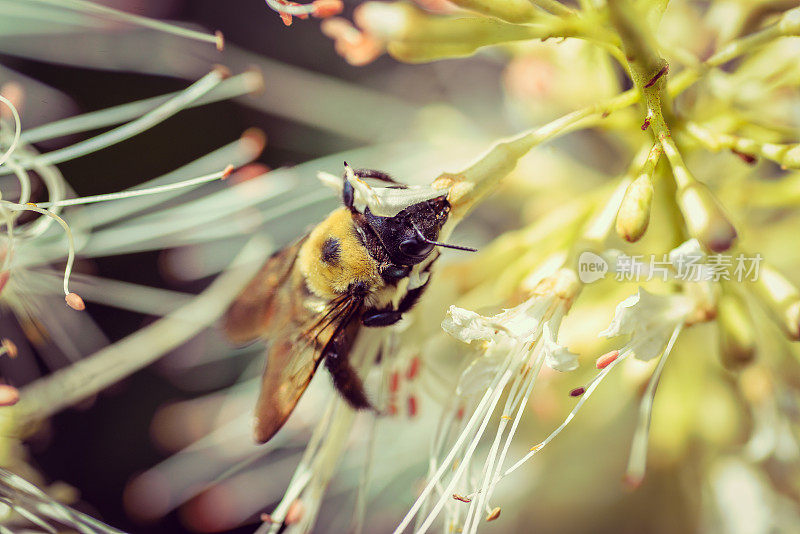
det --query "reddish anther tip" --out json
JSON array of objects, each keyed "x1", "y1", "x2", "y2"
[
  {"x1": 452, "y1": 494, "x2": 471, "y2": 503},
  {"x1": 221, "y1": 165, "x2": 235, "y2": 180},
  {"x1": 407, "y1": 395, "x2": 417, "y2": 417},
  {"x1": 644, "y1": 65, "x2": 669, "y2": 88},
  {"x1": 569, "y1": 387, "x2": 585, "y2": 397},
  {"x1": 623, "y1": 473, "x2": 643, "y2": 490},
  {"x1": 285, "y1": 500, "x2": 304, "y2": 525},
  {"x1": 312, "y1": 0, "x2": 343, "y2": 18},
  {"x1": 0, "y1": 82, "x2": 24, "y2": 119},
  {"x1": 389, "y1": 371, "x2": 400, "y2": 393},
  {"x1": 0, "y1": 384, "x2": 19, "y2": 406},
  {"x1": 229, "y1": 163, "x2": 271, "y2": 185},
  {"x1": 406, "y1": 356, "x2": 420, "y2": 380},
  {"x1": 65, "y1": 292, "x2": 86, "y2": 311},
  {"x1": 485, "y1": 507, "x2": 501, "y2": 522},
  {"x1": 260, "y1": 513, "x2": 274, "y2": 524},
  {"x1": 212, "y1": 64, "x2": 232, "y2": 79},
  {"x1": 1, "y1": 339, "x2": 17, "y2": 358},
  {"x1": 240, "y1": 127, "x2": 268, "y2": 155},
  {"x1": 0, "y1": 271, "x2": 9, "y2": 296},
  {"x1": 596, "y1": 350, "x2": 620, "y2": 369},
  {"x1": 731, "y1": 149, "x2": 757, "y2": 165}
]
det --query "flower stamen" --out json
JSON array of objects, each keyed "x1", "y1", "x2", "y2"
[
  {"x1": 33, "y1": 166, "x2": 234, "y2": 209},
  {"x1": 624, "y1": 324, "x2": 683, "y2": 488}
]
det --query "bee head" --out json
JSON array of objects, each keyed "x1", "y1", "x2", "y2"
[{"x1": 364, "y1": 196, "x2": 473, "y2": 265}]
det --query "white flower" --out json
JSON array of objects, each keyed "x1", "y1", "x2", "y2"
[
  {"x1": 441, "y1": 306, "x2": 500, "y2": 344},
  {"x1": 599, "y1": 288, "x2": 693, "y2": 361},
  {"x1": 442, "y1": 296, "x2": 554, "y2": 345}
]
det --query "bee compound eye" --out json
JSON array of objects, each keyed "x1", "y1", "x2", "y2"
[{"x1": 398, "y1": 237, "x2": 434, "y2": 259}]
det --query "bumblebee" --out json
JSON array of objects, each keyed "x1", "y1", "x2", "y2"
[{"x1": 224, "y1": 164, "x2": 473, "y2": 444}]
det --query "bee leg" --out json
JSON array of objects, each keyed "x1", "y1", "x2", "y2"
[
  {"x1": 324, "y1": 348, "x2": 373, "y2": 410},
  {"x1": 361, "y1": 267, "x2": 434, "y2": 327},
  {"x1": 361, "y1": 309, "x2": 403, "y2": 327}
]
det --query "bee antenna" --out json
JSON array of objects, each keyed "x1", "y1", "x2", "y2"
[{"x1": 412, "y1": 223, "x2": 477, "y2": 253}]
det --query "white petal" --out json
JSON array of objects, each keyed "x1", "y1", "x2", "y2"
[
  {"x1": 598, "y1": 290, "x2": 643, "y2": 338},
  {"x1": 627, "y1": 324, "x2": 675, "y2": 361},
  {"x1": 668, "y1": 238, "x2": 705, "y2": 266},
  {"x1": 442, "y1": 306, "x2": 496, "y2": 343},
  {"x1": 367, "y1": 186, "x2": 449, "y2": 217},
  {"x1": 599, "y1": 288, "x2": 692, "y2": 339},
  {"x1": 542, "y1": 323, "x2": 579, "y2": 372},
  {"x1": 490, "y1": 297, "x2": 552, "y2": 340},
  {"x1": 319, "y1": 169, "x2": 449, "y2": 216}
]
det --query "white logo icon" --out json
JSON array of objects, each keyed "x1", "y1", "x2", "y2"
[{"x1": 578, "y1": 251, "x2": 608, "y2": 283}]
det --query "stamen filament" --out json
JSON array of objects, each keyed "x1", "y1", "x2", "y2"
[
  {"x1": 0, "y1": 93, "x2": 22, "y2": 168},
  {"x1": 412, "y1": 369, "x2": 514, "y2": 534},
  {"x1": 502, "y1": 349, "x2": 631, "y2": 479},
  {"x1": 265, "y1": 0, "x2": 316, "y2": 16},
  {"x1": 16, "y1": 234, "x2": 273, "y2": 421},
  {"x1": 0, "y1": 201, "x2": 77, "y2": 298},
  {"x1": 624, "y1": 324, "x2": 683, "y2": 487},
  {"x1": 9, "y1": 69, "x2": 225, "y2": 171},
  {"x1": 393, "y1": 357, "x2": 514, "y2": 534},
  {"x1": 27, "y1": 0, "x2": 223, "y2": 48},
  {"x1": 34, "y1": 166, "x2": 234, "y2": 208},
  {"x1": 20, "y1": 72, "x2": 262, "y2": 145}
]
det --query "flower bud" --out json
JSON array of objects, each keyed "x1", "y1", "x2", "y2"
[
  {"x1": 781, "y1": 145, "x2": 800, "y2": 169},
  {"x1": 750, "y1": 265, "x2": 800, "y2": 340},
  {"x1": 779, "y1": 7, "x2": 800, "y2": 35},
  {"x1": 717, "y1": 292, "x2": 756, "y2": 370},
  {"x1": 676, "y1": 182, "x2": 737, "y2": 252},
  {"x1": 616, "y1": 175, "x2": 654, "y2": 242}
]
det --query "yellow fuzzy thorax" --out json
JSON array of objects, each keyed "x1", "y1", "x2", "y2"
[{"x1": 298, "y1": 207, "x2": 383, "y2": 300}]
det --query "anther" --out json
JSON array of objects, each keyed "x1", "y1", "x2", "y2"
[
  {"x1": 1, "y1": 339, "x2": 17, "y2": 358},
  {"x1": 569, "y1": 387, "x2": 585, "y2": 397},
  {"x1": 406, "y1": 356, "x2": 420, "y2": 380},
  {"x1": 0, "y1": 385, "x2": 19, "y2": 407},
  {"x1": 644, "y1": 65, "x2": 669, "y2": 88},
  {"x1": 65, "y1": 292, "x2": 86, "y2": 311},
  {"x1": 312, "y1": 0, "x2": 343, "y2": 18},
  {"x1": 285, "y1": 500, "x2": 304, "y2": 525},
  {"x1": 485, "y1": 507, "x2": 501, "y2": 522},
  {"x1": 407, "y1": 395, "x2": 417, "y2": 417},
  {"x1": 731, "y1": 149, "x2": 757, "y2": 165},
  {"x1": 596, "y1": 350, "x2": 620, "y2": 369}
]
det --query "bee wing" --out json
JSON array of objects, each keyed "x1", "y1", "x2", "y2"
[
  {"x1": 223, "y1": 237, "x2": 306, "y2": 345},
  {"x1": 223, "y1": 237, "x2": 365, "y2": 443},
  {"x1": 251, "y1": 295, "x2": 363, "y2": 443}
]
